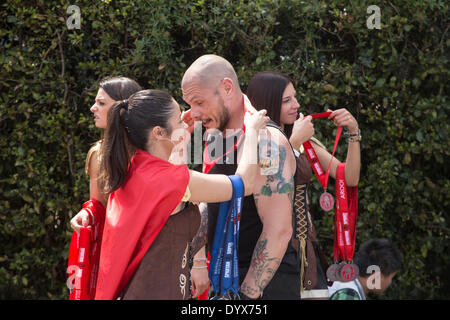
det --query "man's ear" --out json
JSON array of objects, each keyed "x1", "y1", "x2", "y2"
[{"x1": 221, "y1": 77, "x2": 234, "y2": 96}]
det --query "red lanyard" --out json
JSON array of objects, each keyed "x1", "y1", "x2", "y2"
[
  {"x1": 203, "y1": 129, "x2": 245, "y2": 174},
  {"x1": 302, "y1": 113, "x2": 358, "y2": 264},
  {"x1": 302, "y1": 112, "x2": 343, "y2": 211},
  {"x1": 335, "y1": 163, "x2": 355, "y2": 262},
  {"x1": 203, "y1": 104, "x2": 253, "y2": 174}
]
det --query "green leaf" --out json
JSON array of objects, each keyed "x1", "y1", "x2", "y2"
[
  {"x1": 7, "y1": 16, "x2": 17, "y2": 23},
  {"x1": 416, "y1": 131, "x2": 424, "y2": 142},
  {"x1": 376, "y1": 78, "x2": 386, "y2": 88}
]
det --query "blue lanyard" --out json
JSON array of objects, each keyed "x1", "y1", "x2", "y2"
[{"x1": 209, "y1": 175, "x2": 244, "y2": 296}]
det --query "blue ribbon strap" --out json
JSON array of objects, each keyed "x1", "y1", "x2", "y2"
[{"x1": 209, "y1": 175, "x2": 244, "y2": 296}]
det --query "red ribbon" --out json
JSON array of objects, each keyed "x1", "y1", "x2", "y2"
[
  {"x1": 302, "y1": 112, "x2": 342, "y2": 192},
  {"x1": 202, "y1": 105, "x2": 252, "y2": 174},
  {"x1": 301, "y1": 112, "x2": 358, "y2": 263},
  {"x1": 68, "y1": 199, "x2": 106, "y2": 300},
  {"x1": 334, "y1": 163, "x2": 358, "y2": 262}
]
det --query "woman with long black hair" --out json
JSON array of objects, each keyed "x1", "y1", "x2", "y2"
[
  {"x1": 79, "y1": 76, "x2": 141, "y2": 210},
  {"x1": 246, "y1": 71, "x2": 360, "y2": 299}
]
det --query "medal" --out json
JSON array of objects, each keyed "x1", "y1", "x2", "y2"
[
  {"x1": 326, "y1": 263, "x2": 340, "y2": 282},
  {"x1": 338, "y1": 263, "x2": 359, "y2": 282},
  {"x1": 302, "y1": 114, "x2": 343, "y2": 212},
  {"x1": 329, "y1": 164, "x2": 359, "y2": 283},
  {"x1": 319, "y1": 191, "x2": 334, "y2": 211},
  {"x1": 302, "y1": 112, "x2": 360, "y2": 285}
]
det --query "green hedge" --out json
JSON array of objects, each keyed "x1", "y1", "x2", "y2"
[{"x1": 1, "y1": 0, "x2": 448, "y2": 299}]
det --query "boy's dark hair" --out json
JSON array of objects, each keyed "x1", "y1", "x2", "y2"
[{"x1": 354, "y1": 239, "x2": 402, "y2": 277}]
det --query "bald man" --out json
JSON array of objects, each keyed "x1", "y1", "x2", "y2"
[{"x1": 183, "y1": 55, "x2": 299, "y2": 299}]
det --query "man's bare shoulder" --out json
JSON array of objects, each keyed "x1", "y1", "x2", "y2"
[
  {"x1": 257, "y1": 127, "x2": 295, "y2": 172},
  {"x1": 253, "y1": 126, "x2": 295, "y2": 205}
]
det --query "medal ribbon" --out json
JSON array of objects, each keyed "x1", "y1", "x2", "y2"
[
  {"x1": 300, "y1": 112, "x2": 358, "y2": 263},
  {"x1": 334, "y1": 163, "x2": 358, "y2": 262},
  {"x1": 68, "y1": 199, "x2": 106, "y2": 300},
  {"x1": 302, "y1": 112, "x2": 343, "y2": 192},
  {"x1": 209, "y1": 175, "x2": 244, "y2": 296}
]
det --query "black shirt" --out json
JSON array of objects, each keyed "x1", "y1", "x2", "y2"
[{"x1": 204, "y1": 127, "x2": 300, "y2": 283}]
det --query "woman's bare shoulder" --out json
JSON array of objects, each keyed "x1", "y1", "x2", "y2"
[{"x1": 85, "y1": 140, "x2": 102, "y2": 176}]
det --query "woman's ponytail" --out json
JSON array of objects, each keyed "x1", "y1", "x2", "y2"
[{"x1": 98, "y1": 99, "x2": 134, "y2": 194}]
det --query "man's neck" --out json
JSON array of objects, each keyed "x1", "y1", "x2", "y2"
[{"x1": 224, "y1": 94, "x2": 245, "y2": 131}]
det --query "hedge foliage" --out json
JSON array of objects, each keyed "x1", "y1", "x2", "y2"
[{"x1": 1, "y1": 0, "x2": 448, "y2": 299}]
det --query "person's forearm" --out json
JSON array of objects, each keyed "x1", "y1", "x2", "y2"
[
  {"x1": 239, "y1": 230, "x2": 290, "y2": 298},
  {"x1": 192, "y1": 247, "x2": 207, "y2": 266},
  {"x1": 289, "y1": 134, "x2": 304, "y2": 151},
  {"x1": 235, "y1": 129, "x2": 259, "y2": 195},
  {"x1": 344, "y1": 132, "x2": 361, "y2": 187},
  {"x1": 190, "y1": 202, "x2": 208, "y2": 257},
  {"x1": 310, "y1": 136, "x2": 360, "y2": 186}
]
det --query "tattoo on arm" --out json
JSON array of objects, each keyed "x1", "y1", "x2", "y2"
[
  {"x1": 189, "y1": 202, "x2": 208, "y2": 257},
  {"x1": 241, "y1": 132, "x2": 295, "y2": 297},
  {"x1": 240, "y1": 282, "x2": 259, "y2": 297},
  {"x1": 258, "y1": 138, "x2": 294, "y2": 199},
  {"x1": 251, "y1": 233, "x2": 282, "y2": 290},
  {"x1": 240, "y1": 232, "x2": 282, "y2": 297}
]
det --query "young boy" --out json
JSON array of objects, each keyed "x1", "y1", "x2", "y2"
[{"x1": 328, "y1": 239, "x2": 402, "y2": 300}]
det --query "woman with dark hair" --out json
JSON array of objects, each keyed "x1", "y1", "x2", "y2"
[
  {"x1": 246, "y1": 71, "x2": 361, "y2": 299},
  {"x1": 84, "y1": 76, "x2": 142, "y2": 207},
  {"x1": 67, "y1": 77, "x2": 142, "y2": 300},
  {"x1": 71, "y1": 89, "x2": 269, "y2": 299}
]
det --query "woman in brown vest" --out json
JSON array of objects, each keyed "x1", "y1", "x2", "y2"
[{"x1": 247, "y1": 71, "x2": 360, "y2": 299}]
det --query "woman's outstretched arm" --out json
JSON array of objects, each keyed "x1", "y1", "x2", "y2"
[{"x1": 188, "y1": 110, "x2": 268, "y2": 203}]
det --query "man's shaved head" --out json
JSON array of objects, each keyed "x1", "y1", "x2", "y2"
[
  {"x1": 182, "y1": 54, "x2": 239, "y2": 90},
  {"x1": 181, "y1": 54, "x2": 244, "y2": 131}
]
